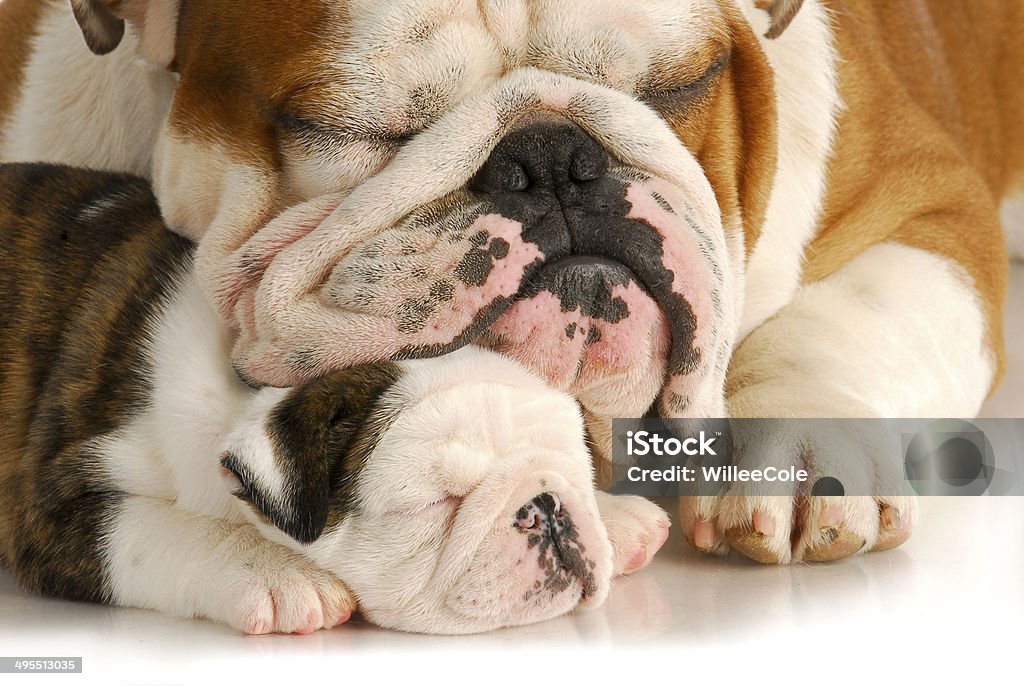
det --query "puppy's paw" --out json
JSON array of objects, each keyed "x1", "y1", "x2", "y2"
[
  {"x1": 679, "y1": 421, "x2": 917, "y2": 564},
  {"x1": 212, "y1": 529, "x2": 355, "y2": 634},
  {"x1": 595, "y1": 492, "x2": 670, "y2": 576}
]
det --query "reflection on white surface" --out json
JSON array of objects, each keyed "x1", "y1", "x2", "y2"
[{"x1": 1, "y1": 498, "x2": 1023, "y2": 683}]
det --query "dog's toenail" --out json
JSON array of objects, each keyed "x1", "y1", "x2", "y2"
[
  {"x1": 880, "y1": 505, "x2": 901, "y2": 530},
  {"x1": 694, "y1": 520, "x2": 716, "y2": 549},
  {"x1": 753, "y1": 510, "x2": 776, "y2": 537}
]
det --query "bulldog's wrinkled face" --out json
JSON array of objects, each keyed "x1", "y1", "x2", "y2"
[
  {"x1": 218, "y1": 346, "x2": 613, "y2": 634},
  {"x1": 75, "y1": 0, "x2": 793, "y2": 431}
]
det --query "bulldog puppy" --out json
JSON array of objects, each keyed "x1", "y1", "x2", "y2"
[
  {"x1": 0, "y1": 0, "x2": 1019, "y2": 563},
  {"x1": 0, "y1": 164, "x2": 670, "y2": 634}
]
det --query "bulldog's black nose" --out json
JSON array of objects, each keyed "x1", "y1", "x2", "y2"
[
  {"x1": 471, "y1": 117, "x2": 646, "y2": 327},
  {"x1": 471, "y1": 122, "x2": 610, "y2": 198}
]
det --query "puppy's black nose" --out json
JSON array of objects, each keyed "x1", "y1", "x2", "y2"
[
  {"x1": 471, "y1": 122, "x2": 610, "y2": 197},
  {"x1": 515, "y1": 493, "x2": 565, "y2": 536}
]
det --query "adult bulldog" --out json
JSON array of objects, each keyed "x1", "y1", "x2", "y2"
[{"x1": 0, "y1": 0, "x2": 1017, "y2": 564}]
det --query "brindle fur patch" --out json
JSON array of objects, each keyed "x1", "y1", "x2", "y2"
[{"x1": 0, "y1": 163, "x2": 192, "y2": 601}]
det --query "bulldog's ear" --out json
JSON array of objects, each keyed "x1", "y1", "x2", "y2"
[
  {"x1": 69, "y1": 0, "x2": 177, "y2": 65},
  {"x1": 760, "y1": 0, "x2": 805, "y2": 39},
  {"x1": 69, "y1": 0, "x2": 124, "y2": 55},
  {"x1": 222, "y1": 367, "x2": 400, "y2": 545}
]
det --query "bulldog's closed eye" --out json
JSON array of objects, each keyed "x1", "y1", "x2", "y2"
[
  {"x1": 639, "y1": 55, "x2": 730, "y2": 113},
  {"x1": 273, "y1": 110, "x2": 416, "y2": 150},
  {"x1": 219, "y1": 447, "x2": 331, "y2": 545}
]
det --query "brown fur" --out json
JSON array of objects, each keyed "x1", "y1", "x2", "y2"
[
  {"x1": 0, "y1": 163, "x2": 192, "y2": 600},
  {"x1": 170, "y1": 0, "x2": 339, "y2": 168},
  {"x1": 806, "y1": 0, "x2": 1024, "y2": 389},
  {"x1": 685, "y1": 3, "x2": 780, "y2": 256}
]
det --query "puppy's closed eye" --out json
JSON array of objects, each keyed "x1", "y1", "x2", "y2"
[
  {"x1": 416, "y1": 495, "x2": 463, "y2": 517},
  {"x1": 219, "y1": 452, "x2": 250, "y2": 497},
  {"x1": 218, "y1": 451, "x2": 296, "y2": 535}
]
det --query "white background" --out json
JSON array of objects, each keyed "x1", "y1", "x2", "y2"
[{"x1": 1, "y1": 499, "x2": 1022, "y2": 684}]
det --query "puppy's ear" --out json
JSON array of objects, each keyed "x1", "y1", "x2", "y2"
[
  {"x1": 222, "y1": 366, "x2": 401, "y2": 545},
  {"x1": 759, "y1": 0, "x2": 805, "y2": 39},
  {"x1": 69, "y1": 0, "x2": 177, "y2": 65}
]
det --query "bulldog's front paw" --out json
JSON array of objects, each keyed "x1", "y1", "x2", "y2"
[
  {"x1": 685, "y1": 494, "x2": 916, "y2": 565},
  {"x1": 679, "y1": 422, "x2": 917, "y2": 564},
  {"x1": 595, "y1": 492, "x2": 671, "y2": 575},
  {"x1": 215, "y1": 532, "x2": 355, "y2": 634}
]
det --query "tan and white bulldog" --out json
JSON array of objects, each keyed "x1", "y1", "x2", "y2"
[
  {"x1": 0, "y1": 0, "x2": 1018, "y2": 564},
  {"x1": 0, "y1": 163, "x2": 675, "y2": 634}
]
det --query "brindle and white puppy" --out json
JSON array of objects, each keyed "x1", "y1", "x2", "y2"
[
  {"x1": 0, "y1": 0, "x2": 1019, "y2": 564},
  {"x1": 0, "y1": 163, "x2": 672, "y2": 635}
]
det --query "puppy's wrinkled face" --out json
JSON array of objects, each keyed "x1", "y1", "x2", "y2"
[
  {"x1": 219, "y1": 347, "x2": 613, "y2": 634},
  {"x1": 68, "y1": 0, "x2": 792, "y2": 426}
]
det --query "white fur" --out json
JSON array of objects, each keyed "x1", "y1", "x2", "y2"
[
  {"x1": 99, "y1": 273, "x2": 242, "y2": 519},
  {"x1": 0, "y1": 1, "x2": 175, "y2": 173},
  {"x1": 75, "y1": 188, "x2": 138, "y2": 224},
  {"x1": 681, "y1": 242, "x2": 991, "y2": 560},
  {"x1": 734, "y1": 0, "x2": 841, "y2": 341},
  {"x1": 104, "y1": 497, "x2": 354, "y2": 634},
  {"x1": 729, "y1": 243, "x2": 994, "y2": 418},
  {"x1": 150, "y1": 135, "x2": 233, "y2": 243},
  {"x1": 134, "y1": 0, "x2": 179, "y2": 67}
]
